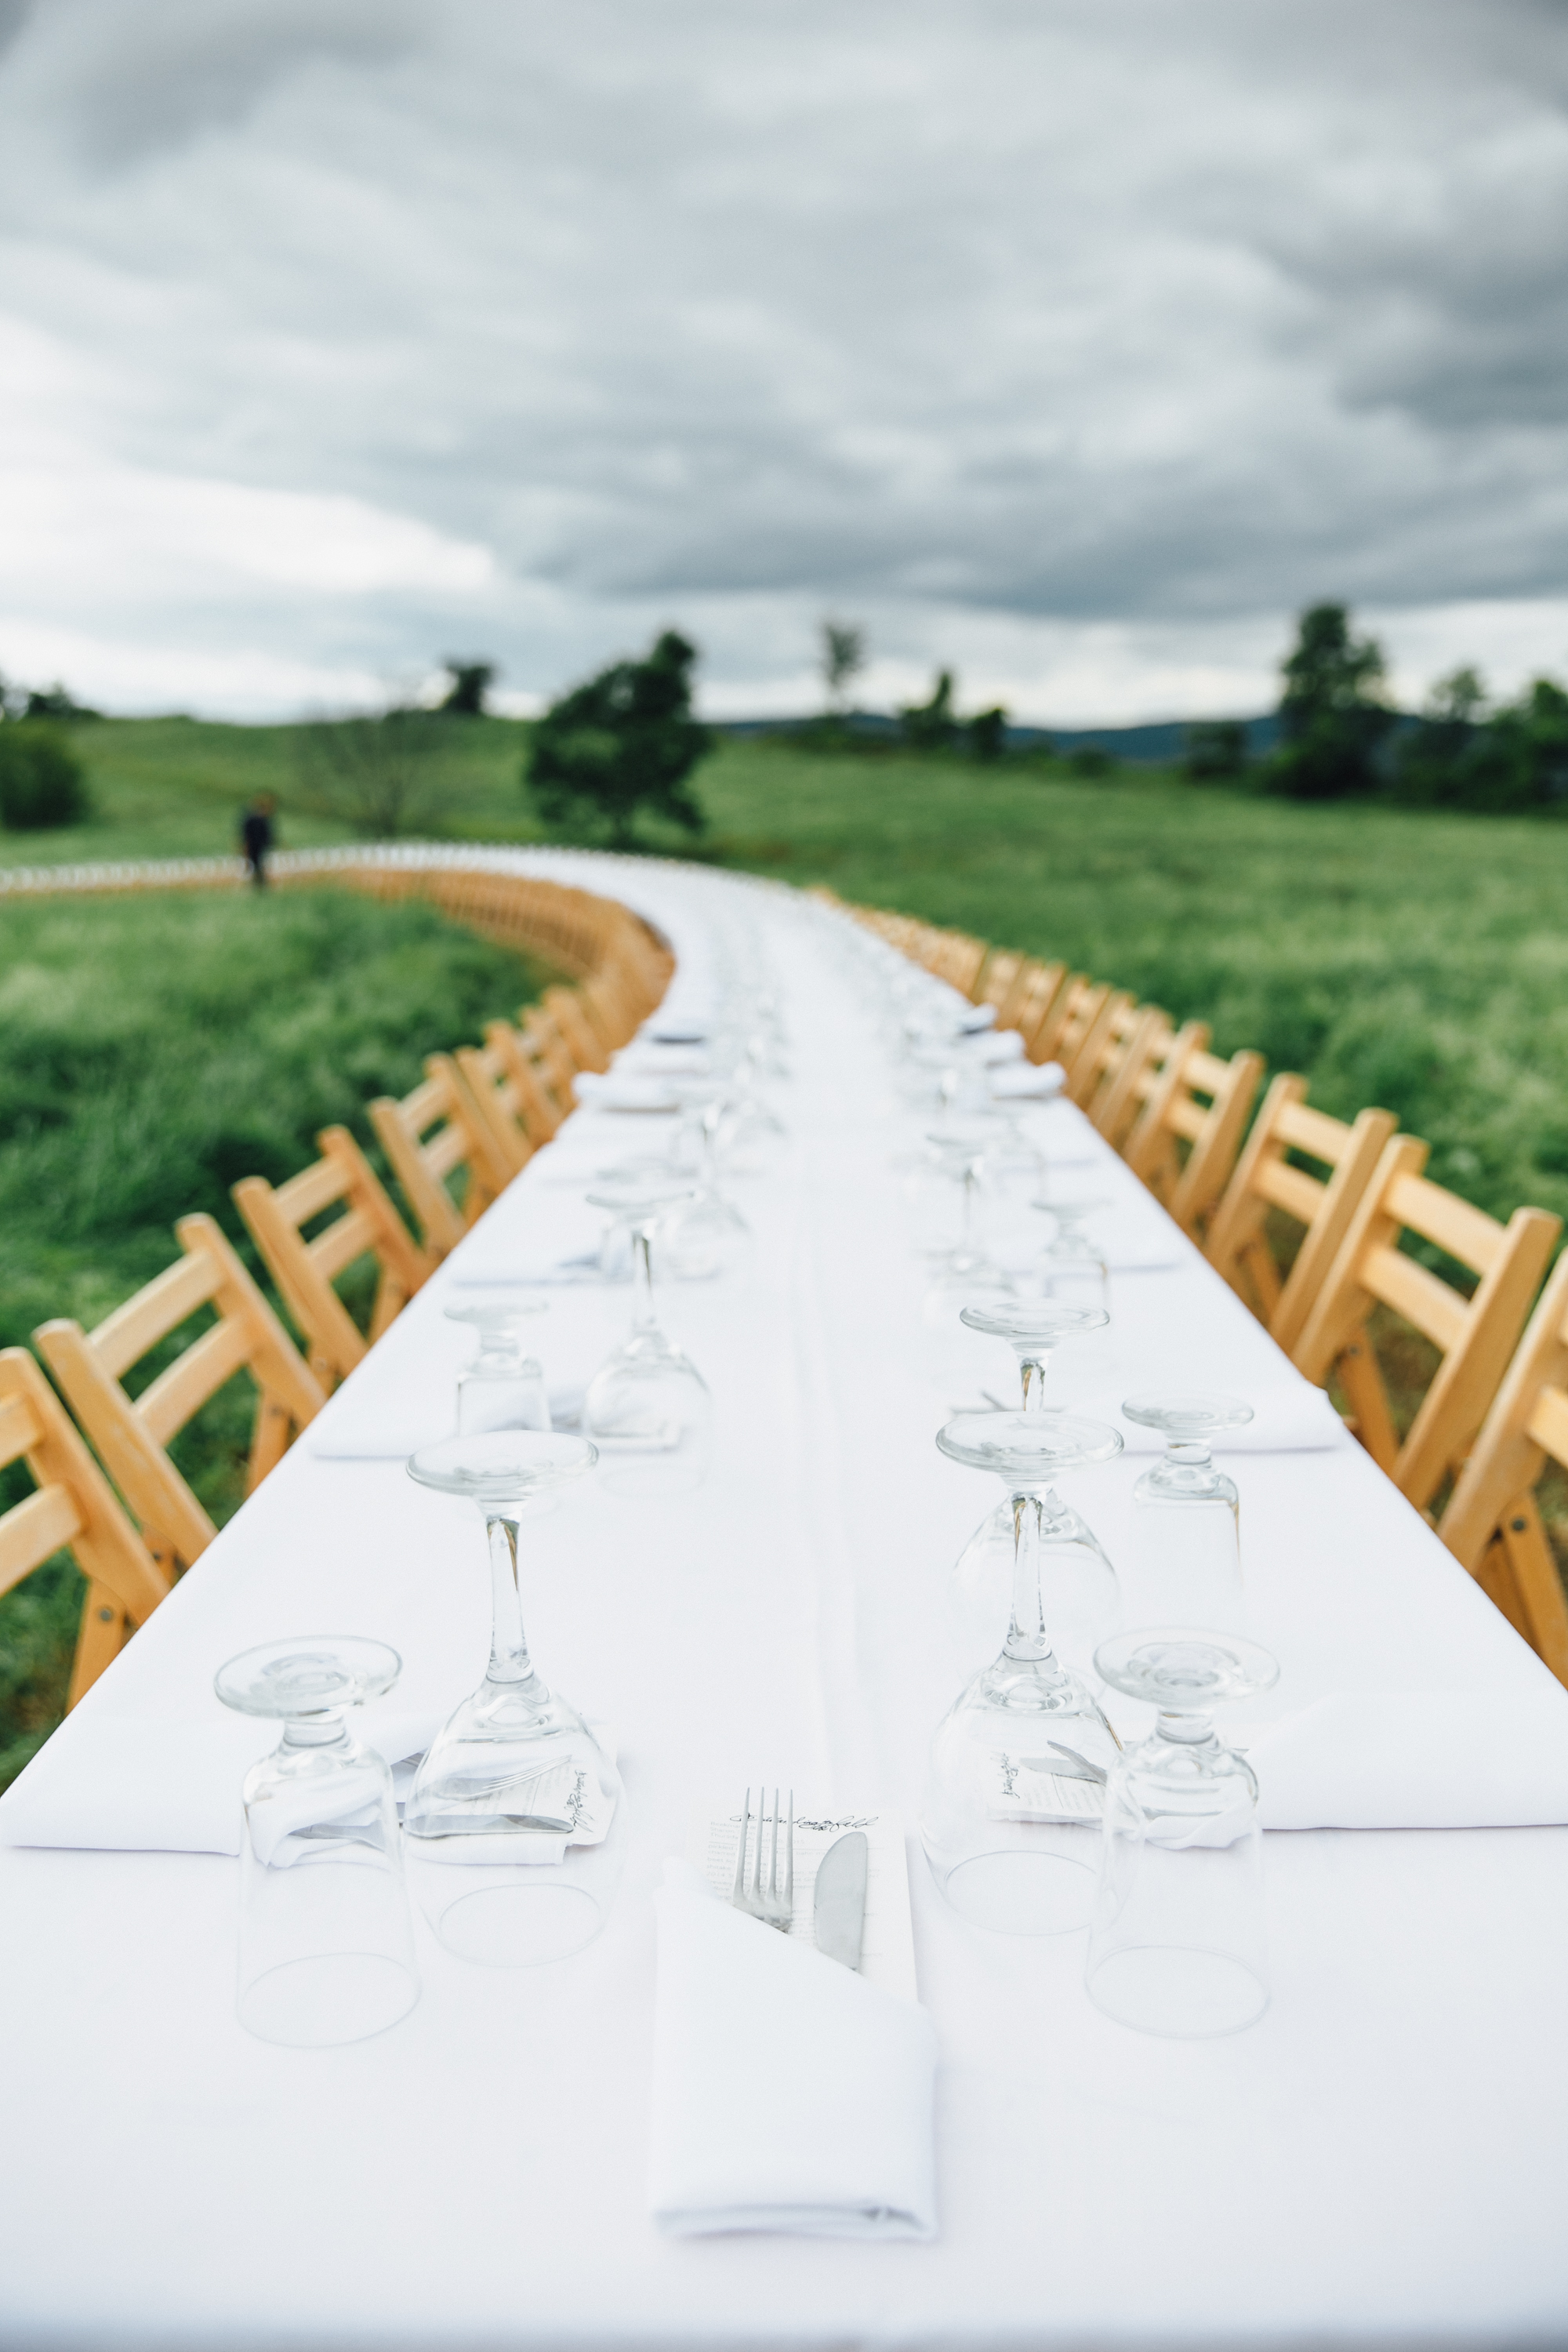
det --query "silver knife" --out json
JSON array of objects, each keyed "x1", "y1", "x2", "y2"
[{"x1": 813, "y1": 1830, "x2": 868, "y2": 1970}]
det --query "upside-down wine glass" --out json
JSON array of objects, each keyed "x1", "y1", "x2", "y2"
[
  {"x1": 405, "y1": 1431, "x2": 626, "y2": 1965},
  {"x1": 944, "y1": 1300, "x2": 1119, "y2": 1664},
  {"x1": 215, "y1": 1637, "x2": 419, "y2": 2046},
  {"x1": 583, "y1": 1171, "x2": 713, "y2": 1494},
  {"x1": 922, "y1": 1410, "x2": 1125, "y2": 1936},
  {"x1": 1120, "y1": 1392, "x2": 1253, "y2": 1632},
  {"x1": 1086, "y1": 1627, "x2": 1279, "y2": 2038},
  {"x1": 445, "y1": 1297, "x2": 552, "y2": 1435}
]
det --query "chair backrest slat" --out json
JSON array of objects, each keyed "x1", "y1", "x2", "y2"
[
  {"x1": 1295, "y1": 1135, "x2": 1560, "y2": 1513},
  {"x1": 369, "y1": 1056, "x2": 504, "y2": 1261},
  {"x1": 35, "y1": 1215, "x2": 325, "y2": 1580},
  {"x1": 1439, "y1": 1252, "x2": 1568, "y2": 1686},
  {"x1": 1124, "y1": 1029, "x2": 1261, "y2": 1239},
  {"x1": 92, "y1": 1253, "x2": 219, "y2": 1381},
  {"x1": 235, "y1": 1129, "x2": 431, "y2": 1392},
  {"x1": 0, "y1": 1348, "x2": 175, "y2": 1705},
  {"x1": 1206, "y1": 1074, "x2": 1398, "y2": 1351}
]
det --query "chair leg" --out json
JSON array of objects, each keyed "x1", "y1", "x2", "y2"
[
  {"x1": 67, "y1": 1581, "x2": 133, "y2": 1708},
  {"x1": 1477, "y1": 1497, "x2": 1568, "y2": 1688}
]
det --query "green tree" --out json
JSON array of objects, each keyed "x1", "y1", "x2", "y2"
[
  {"x1": 899, "y1": 668, "x2": 956, "y2": 752},
  {"x1": 968, "y1": 705, "x2": 1008, "y2": 762},
  {"x1": 1265, "y1": 604, "x2": 1392, "y2": 799},
  {"x1": 1183, "y1": 719, "x2": 1248, "y2": 782},
  {"x1": 820, "y1": 621, "x2": 866, "y2": 716},
  {"x1": 0, "y1": 722, "x2": 91, "y2": 829},
  {"x1": 525, "y1": 630, "x2": 712, "y2": 850},
  {"x1": 293, "y1": 706, "x2": 449, "y2": 838},
  {"x1": 439, "y1": 660, "x2": 495, "y2": 717}
]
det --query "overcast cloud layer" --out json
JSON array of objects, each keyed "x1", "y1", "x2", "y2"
[{"x1": 2, "y1": 0, "x2": 1566, "y2": 723}]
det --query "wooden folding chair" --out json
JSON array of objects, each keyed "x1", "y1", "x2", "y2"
[
  {"x1": 1439, "y1": 1252, "x2": 1568, "y2": 1685},
  {"x1": 1205, "y1": 1076, "x2": 1398, "y2": 1353},
  {"x1": 1294, "y1": 1137, "x2": 1560, "y2": 1515},
  {"x1": 34, "y1": 1215, "x2": 325, "y2": 1581},
  {"x1": 369, "y1": 1055, "x2": 511, "y2": 1261},
  {"x1": 520, "y1": 1005, "x2": 580, "y2": 1112},
  {"x1": 234, "y1": 1129, "x2": 434, "y2": 1393},
  {"x1": 452, "y1": 1015, "x2": 572, "y2": 1180},
  {"x1": 1066, "y1": 992, "x2": 1158, "y2": 1112},
  {"x1": 543, "y1": 984, "x2": 610, "y2": 1076},
  {"x1": 1039, "y1": 976, "x2": 1110, "y2": 1072},
  {"x1": 0, "y1": 1348, "x2": 172, "y2": 1708},
  {"x1": 977, "y1": 949, "x2": 1024, "y2": 1011},
  {"x1": 1011, "y1": 963, "x2": 1070, "y2": 1061},
  {"x1": 1090, "y1": 1006, "x2": 1173, "y2": 1149},
  {"x1": 1123, "y1": 1033, "x2": 1264, "y2": 1240}
]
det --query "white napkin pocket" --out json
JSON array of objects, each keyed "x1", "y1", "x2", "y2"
[{"x1": 648, "y1": 1860, "x2": 938, "y2": 2242}]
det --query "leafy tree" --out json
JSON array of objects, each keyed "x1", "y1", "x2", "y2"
[
  {"x1": 1264, "y1": 603, "x2": 1392, "y2": 800},
  {"x1": 899, "y1": 668, "x2": 956, "y2": 752},
  {"x1": 0, "y1": 722, "x2": 92, "y2": 829},
  {"x1": 293, "y1": 706, "x2": 449, "y2": 838},
  {"x1": 1391, "y1": 668, "x2": 1495, "y2": 807},
  {"x1": 820, "y1": 621, "x2": 866, "y2": 715},
  {"x1": 1183, "y1": 720, "x2": 1249, "y2": 782},
  {"x1": 525, "y1": 630, "x2": 712, "y2": 850},
  {"x1": 439, "y1": 660, "x2": 495, "y2": 717},
  {"x1": 22, "y1": 681, "x2": 101, "y2": 722},
  {"x1": 969, "y1": 705, "x2": 1009, "y2": 762},
  {"x1": 1483, "y1": 677, "x2": 1568, "y2": 810}
]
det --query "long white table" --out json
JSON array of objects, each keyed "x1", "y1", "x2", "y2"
[{"x1": 4, "y1": 858, "x2": 1567, "y2": 2350}]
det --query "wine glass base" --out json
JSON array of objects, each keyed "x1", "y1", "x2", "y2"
[
  {"x1": 238, "y1": 1952, "x2": 419, "y2": 2048},
  {"x1": 423, "y1": 1877, "x2": 605, "y2": 1968},
  {"x1": 936, "y1": 1847, "x2": 1098, "y2": 1936},
  {"x1": 1086, "y1": 1944, "x2": 1269, "y2": 2038}
]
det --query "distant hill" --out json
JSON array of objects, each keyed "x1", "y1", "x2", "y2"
[{"x1": 714, "y1": 711, "x2": 1283, "y2": 761}]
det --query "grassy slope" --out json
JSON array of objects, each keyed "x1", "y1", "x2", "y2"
[{"x1": 0, "y1": 883, "x2": 556, "y2": 1785}]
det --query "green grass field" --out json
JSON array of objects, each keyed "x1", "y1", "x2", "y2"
[
  {"x1": 3, "y1": 714, "x2": 1566, "y2": 1778},
  {"x1": 0, "y1": 880, "x2": 557, "y2": 1787}
]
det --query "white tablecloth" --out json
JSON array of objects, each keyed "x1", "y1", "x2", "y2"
[{"x1": 2, "y1": 851, "x2": 1566, "y2": 2349}]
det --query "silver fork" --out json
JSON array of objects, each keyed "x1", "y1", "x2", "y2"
[{"x1": 732, "y1": 1786, "x2": 793, "y2": 1932}]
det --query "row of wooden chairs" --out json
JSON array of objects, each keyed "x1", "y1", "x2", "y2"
[
  {"x1": 2, "y1": 880, "x2": 673, "y2": 1712},
  {"x1": 849, "y1": 900, "x2": 1568, "y2": 1686}
]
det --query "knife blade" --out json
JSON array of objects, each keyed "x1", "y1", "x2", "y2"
[{"x1": 813, "y1": 1830, "x2": 868, "y2": 1971}]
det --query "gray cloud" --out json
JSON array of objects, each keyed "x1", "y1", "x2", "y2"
[{"x1": 0, "y1": 0, "x2": 1566, "y2": 717}]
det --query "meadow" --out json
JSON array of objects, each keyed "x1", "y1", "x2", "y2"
[
  {"x1": 0, "y1": 880, "x2": 557, "y2": 1785},
  {"x1": 3, "y1": 713, "x2": 1567, "y2": 1776}
]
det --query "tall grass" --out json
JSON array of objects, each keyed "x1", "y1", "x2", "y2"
[{"x1": 0, "y1": 885, "x2": 555, "y2": 1785}]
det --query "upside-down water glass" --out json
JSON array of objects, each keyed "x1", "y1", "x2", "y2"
[
  {"x1": 1086, "y1": 1628, "x2": 1278, "y2": 2037},
  {"x1": 405, "y1": 1432, "x2": 626, "y2": 1965},
  {"x1": 922, "y1": 1410, "x2": 1125, "y2": 1936},
  {"x1": 216, "y1": 1637, "x2": 419, "y2": 2047},
  {"x1": 446, "y1": 1297, "x2": 552, "y2": 1436},
  {"x1": 1119, "y1": 1392, "x2": 1252, "y2": 1631}
]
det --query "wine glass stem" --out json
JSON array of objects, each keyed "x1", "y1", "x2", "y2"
[
  {"x1": 485, "y1": 1512, "x2": 535, "y2": 1687},
  {"x1": 1018, "y1": 1349, "x2": 1051, "y2": 1411},
  {"x1": 1003, "y1": 1488, "x2": 1057, "y2": 1665},
  {"x1": 632, "y1": 1223, "x2": 659, "y2": 1335},
  {"x1": 961, "y1": 1166, "x2": 978, "y2": 1252}
]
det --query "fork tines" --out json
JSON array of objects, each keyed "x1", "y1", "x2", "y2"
[{"x1": 732, "y1": 1785, "x2": 794, "y2": 1932}]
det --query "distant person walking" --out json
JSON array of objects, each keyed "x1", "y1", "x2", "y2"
[{"x1": 239, "y1": 793, "x2": 277, "y2": 887}]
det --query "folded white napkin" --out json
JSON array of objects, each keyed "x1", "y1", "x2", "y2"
[
  {"x1": 446, "y1": 1247, "x2": 609, "y2": 1290},
  {"x1": 976, "y1": 1029, "x2": 1025, "y2": 1066},
  {"x1": 648, "y1": 1859, "x2": 938, "y2": 2241},
  {"x1": 0, "y1": 1706, "x2": 445, "y2": 1857},
  {"x1": 989, "y1": 1059, "x2": 1065, "y2": 1099},
  {"x1": 573, "y1": 1073, "x2": 683, "y2": 1113},
  {"x1": 1248, "y1": 1689, "x2": 1568, "y2": 1829}
]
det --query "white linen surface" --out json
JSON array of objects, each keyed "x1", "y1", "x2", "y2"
[
  {"x1": 2, "y1": 852, "x2": 1567, "y2": 2351},
  {"x1": 648, "y1": 1860, "x2": 938, "y2": 2241},
  {"x1": 0, "y1": 1705, "x2": 445, "y2": 1856},
  {"x1": 1102, "y1": 1386, "x2": 1350, "y2": 1454},
  {"x1": 1248, "y1": 1690, "x2": 1568, "y2": 1829}
]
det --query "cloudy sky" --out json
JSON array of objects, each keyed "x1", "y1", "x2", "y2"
[{"x1": 2, "y1": 0, "x2": 1566, "y2": 724}]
